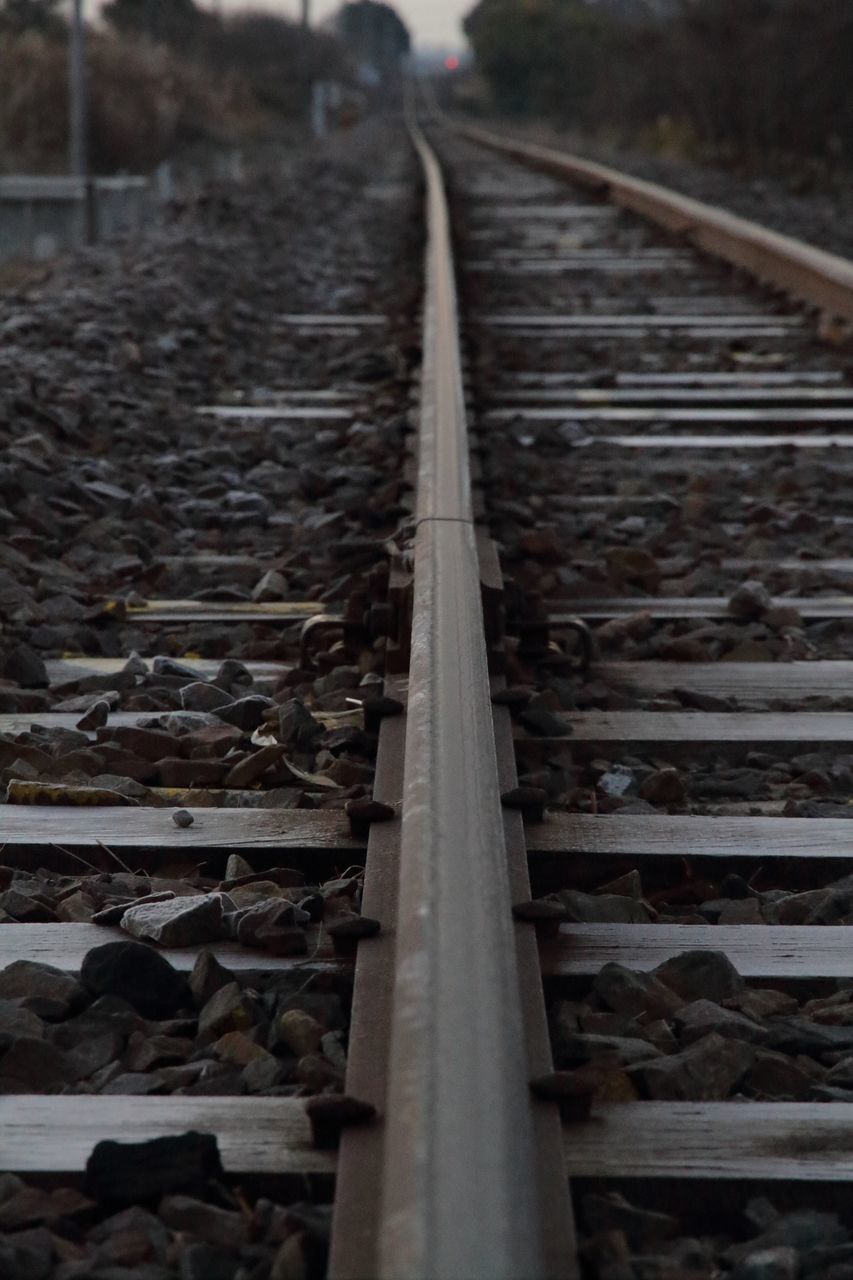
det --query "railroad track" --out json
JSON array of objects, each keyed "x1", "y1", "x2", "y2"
[{"x1": 4, "y1": 106, "x2": 853, "y2": 1277}]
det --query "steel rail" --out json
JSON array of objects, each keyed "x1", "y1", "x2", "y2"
[
  {"x1": 453, "y1": 121, "x2": 853, "y2": 330},
  {"x1": 369, "y1": 114, "x2": 547, "y2": 1280}
]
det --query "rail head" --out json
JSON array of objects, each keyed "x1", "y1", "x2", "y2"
[
  {"x1": 454, "y1": 120, "x2": 853, "y2": 330},
  {"x1": 375, "y1": 115, "x2": 546, "y2": 1280}
]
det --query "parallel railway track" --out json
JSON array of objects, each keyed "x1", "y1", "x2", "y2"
[{"x1": 4, "y1": 108, "x2": 853, "y2": 1277}]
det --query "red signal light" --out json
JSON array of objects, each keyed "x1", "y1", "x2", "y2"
[{"x1": 444, "y1": 55, "x2": 460, "y2": 71}]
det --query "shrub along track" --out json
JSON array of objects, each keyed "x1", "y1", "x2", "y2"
[{"x1": 5, "y1": 109, "x2": 853, "y2": 1278}]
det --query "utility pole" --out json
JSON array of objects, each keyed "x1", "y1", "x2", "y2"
[
  {"x1": 69, "y1": 0, "x2": 95, "y2": 241},
  {"x1": 300, "y1": 0, "x2": 312, "y2": 122},
  {"x1": 68, "y1": 0, "x2": 87, "y2": 179}
]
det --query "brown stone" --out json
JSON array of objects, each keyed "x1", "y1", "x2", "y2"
[
  {"x1": 592, "y1": 963, "x2": 684, "y2": 1021},
  {"x1": 639, "y1": 767, "x2": 685, "y2": 806},
  {"x1": 198, "y1": 982, "x2": 254, "y2": 1038},
  {"x1": 223, "y1": 744, "x2": 287, "y2": 789},
  {"x1": 276, "y1": 1009, "x2": 324, "y2": 1058},
  {"x1": 155, "y1": 758, "x2": 225, "y2": 788},
  {"x1": 212, "y1": 1031, "x2": 270, "y2": 1067},
  {"x1": 99, "y1": 726, "x2": 180, "y2": 762},
  {"x1": 159, "y1": 1195, "x2": 248, "y2": 1249},
  {"x1": 745, "y1": 1049, "x2": 818, "y2": 1100},
  {"x1": 182, "y1": 724, "x2": 244, "y2": 756}
]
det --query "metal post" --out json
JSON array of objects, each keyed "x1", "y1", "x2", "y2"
[
  {"x1": 69, "y1": 0, "x2": 95, "y2": 244},
  {"x1": 68, "y1": 0, "x2": 87, "y2": 179},
  {"x1": 300, "y1": 0, "x2": 312, "y2": 120}
]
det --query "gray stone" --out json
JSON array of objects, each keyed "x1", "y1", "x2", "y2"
[
  {"x1": 52, "y1": 996, "x2": 144, "y2": 1049},
  {"x1": 730, "y1": 1250, "x2": 798, "y2": 1280},
  {"x1": 612, "y1": 798, "x2": 659, "y2": 815},
  {"x1": 801, "y1": 1244, "x2": 853, "y2": 1278},
  {"x1": 0, "y1": 1226, "x2": 52, "y2": 1280},
  {"x1": 736, "y1": 989, "x2": 798, "y2": 1021},
  {"x1": 66, "y1": 1030, "x2": 124, "y2": 1082},
  {"x1": 215, "y1": 696, "x2": 271, "y2": 732},
  {"x1": 728, "y1": 579, "x2": 772, "y2": 621},
  {"x1": 125, "y1": 1032, "x2": 194, "y2": 1072},
  {"x1": 178, "y1": 1070, "x2": 246, "y2": 1096},
  {"x1": 56, "y1": 689, "x2": 120, "y2": 714},
  {"x1": 313, "y1": 666, "x2": 361, "y2": 697},
  {"x1": 744, "y1": 1049, "x2": 819, "y2": 1100},
  {"x1": 321, "y1": 1029, "x2": 347, "y2": 1070},
  {"x1": 224, "y1": 854, "x2": 254, "y2": 881},
  {"x1": 93, "y1": 891, "x2": 176, "y2": 928},
  {"x1": 674, "y1": 999, "x2": 768, "y2": 1045},
  {"x1": 627, "y1": 1031, "x2": 754, "y2": 1100},
  {"x1": 764, "y1": 1017, "x2": 853, "y2": 1058},
  {"x1": 2, "y1": 645, "x2": 48, "y2": 688},
  {"x1": 123, "y1": 652, "x2": 149, "y2": 676},
  {"x1": 0, "y1": 885, "x2": 58, "y2": 923},
  {"x1": 653, "y1": 950, "x2": 745, "y2": 1002},
  {"x1": 0, "y1": 960, "x2": 83, "y2": 1018},
  {"x1": 638, "y1": 1019, "x2": 679, "y2": 1053},
  {"x1": 277, "y1": 698, "x2": 323, "y2": 748},
  {"x1": 81, "y1": 942, "x2": 191, "y2": 1019},
  {"x1": 214, "y1": 659, "x2": 254, "y2": 690},
  {"x1": 179, "y1": 1243, "x2": 240, "y2": 1280},
  {"x1": 180, "y1": 682, "x2": 231, "y2": 712},
  {"x1": 242, "y1": 1053, "x2": 288, "y2": 1092},
  {"x1": 582, "y1": 1190, "x2": 678, "y2": 1247},
  {"x1": 85, "y1": 1132, "x2": 225, "y2": 1208},
  {"x1": 0, "y1": 1174, "x2": 30, "y2": 1212},
  {"x1": 189, "y1": 950, "x2": 235, "y2": 1008},
  {"x1": 557, "y1": 889, "x2": 653, "y2": 925},
  {"x1": 593, "y1": 963, "x2": 684, "y2": 1020},
  {"x1": 89, "y1": 1204, "x2": 170, "y2": 1258},
  {"x1": 0, "y1": 999, "x2": 43, "y2": 1039},
  {"x1": 198, "y1": 982, "x2": 254, "y2": 1039},
  {"x1": 772, "y1": 887, "x2": 841, "y2": 925},
  {"x1": 518, "y1": 706, "x2": 569, "y2": 737},
  {"x1": 101, "y1": 1072, "x2": 164, "y2": 1095},
  {"x1": 234, "y1": 898, "x2": 309, "y2": 954},
  {"x1": 727, "y1": 1209, "x2": 848, "y2": 1262},
  {"x1": 0, "y1": 1036, "x2": 75, "y2": 1092},
  {"x1": 172, "y1": 809, "x2": 194, "y2": 828},
  {"x1": 151, "y1": 711, "x2": 223, "y2": 733},
  {"x1": 597, "y1": 765, "x2": 636, "y2": 799},
  {"x1": 559, "y1": 1033, "x2": 663, "y2": 1067},
  {"x1": 271, "y1": 1235, "x2": 310, "y2": 1280},
  {"x1": 718, "y1": 899, "x2": 764, "y2": 924},
  {"x1": 596, "y1": 870, "x2": 643, "y2": 900},
  {"x1": 223, "y1": 743, "x2": 287, "y2": 788},
  {"x1": 159, "y1": 1194, "x2": 248, "y2": 1248},
  {"x1": 824, "y1": 1056, "x2": 853, "y2": 1089},
  {"x1": 152, "y1": 657, "x2": 207, "y2": 681},
  {"x1": 121, "y1": 894, "x2": 226, "y2": 948},
  {"x1": 252, "y1": 569, "x2": 288, "y2": 602},
  {"x1": 76, "y1": 699, "x2": 111, "y2": 730},
  {"x1": 745, "y1": 1197, "x2": 782, "y2": 1231}
]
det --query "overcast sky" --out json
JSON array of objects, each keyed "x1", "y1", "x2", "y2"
[{"x1": 216, "y1": 0, "x2": 471, "y2": 48}]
